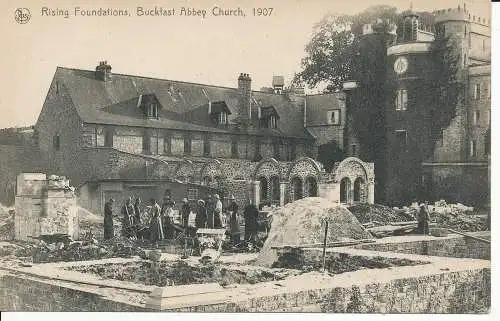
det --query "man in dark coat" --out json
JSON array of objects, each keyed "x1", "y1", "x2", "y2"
[
  {"x1": 133, "y1": 198, "x2": 142, "y2": 225},
  {"x1": 196, "y1": 200, "x2": 207, "y2": 229},
  {"x1": 418, "y1": 202, "x2": 431, "y2": 235},
  {"x1": 121, "y1": 197, "x2": 134, "y2": 238},
  {"x1": 103, "y1": 198, "x2": 115, "y2": 240},
  {"x1": 206, "y1": 195, "x2": 214, "y2": 228},
  {"x1": 227, "y1": 195, "x2": 240, "y2": 244},
  {"x1": 244, "y1": 202, "x2": 259, "y2": 242},
  {"x1": 181, "y1": 198, "x2": 191, "y2": 230}
]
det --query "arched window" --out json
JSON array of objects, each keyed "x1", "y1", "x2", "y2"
[{"x1": 340, "y1": 177, "x2": 351, "y2": 203}]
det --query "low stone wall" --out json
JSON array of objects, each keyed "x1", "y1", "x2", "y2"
[
  {"x1": 0, "y1": 272, "x2": 147, "y2": 311},
  {"x1": 354, "y1": 233, "x2": 490, "y2": 260},
  {"x1": 164, "y1": 268, "x2": 490, "y2": 313}
]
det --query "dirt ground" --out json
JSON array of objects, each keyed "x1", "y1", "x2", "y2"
[
  {"x1": 65, "y1": 259, "x2": 299, "y2": 287},
  {"x1": 273, "y1": 252, "x2": 429, "y2": 275}
]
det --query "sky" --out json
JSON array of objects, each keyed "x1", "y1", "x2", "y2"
[{"x1": 0, "y1": 0, "x2": 491, "y2": 128}]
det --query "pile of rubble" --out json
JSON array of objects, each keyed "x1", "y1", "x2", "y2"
[
  {"x1": 352, "y1": 200, "x2": 488, "y2": 238},
  {"x1": 30, "y1": 235, "x2": 142, "y2": 263},
  {"x1": 348, "y1": 204, "x2": 415, "y2": 225}
]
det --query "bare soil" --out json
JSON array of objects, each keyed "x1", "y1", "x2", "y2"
[{"x1": 65, "y1": 260, "x2": 297, "y2": 287}]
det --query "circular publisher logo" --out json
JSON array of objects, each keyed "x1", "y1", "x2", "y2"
[{"x1": 15, "y1": 8, "x2": 31, "y2": 24}]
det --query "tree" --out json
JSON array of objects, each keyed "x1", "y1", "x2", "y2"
[{"x1": 294, "y1": 5, "x2": 398, "y2": 92}]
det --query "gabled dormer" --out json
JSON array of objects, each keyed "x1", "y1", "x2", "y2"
[
  {"x1": 259, "y1": 106, "x2": 280, "y2": 129},
  {"x1": 209, "y1": 101, "x2": 232, "y2": 126},
  {"x1": 137, "y1": 94, "x2": 161, "y2": 119}
]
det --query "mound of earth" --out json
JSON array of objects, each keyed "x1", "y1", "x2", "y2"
[
  {"x1": 255, "y1": 197, "x2": 372, "y2": 267},
  {"x1": 348, "y1": 204, "x2": 415, "y2": 224}
]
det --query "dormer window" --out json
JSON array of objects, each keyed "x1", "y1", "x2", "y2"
[
  {"x1": 260, "y1": 106, "x2": 280, "y2": 129},
  {"x1": 209, "y1": 101, "x2": 231, "y2": 126},
  {"x1": 269, "y1": 115, "x2": 277, "y2": 129},
  {"x1": 218, "y1": 112, "x2": 228, "y2": 125},
  {"x1": 138, "y1": 94, "x2": 161, "y2": 119},
  {"x1": 147, "y1": 103, "x2": 158, "y2": 119}
]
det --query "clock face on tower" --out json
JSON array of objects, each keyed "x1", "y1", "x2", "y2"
[{"x1": 394, "y1": 56, "x2": 409, "y2": 74}]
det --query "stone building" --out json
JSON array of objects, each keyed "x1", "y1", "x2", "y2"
[
  {"x1": 34, "y1": 62, "x2": 372, "y2": 213},
  {"x1": 346, "y1": 5, "x2": 490, "y2": 206}
]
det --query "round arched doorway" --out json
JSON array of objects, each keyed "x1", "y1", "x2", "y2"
[
  {"x1": 291, "y1": 177, "x2": 303, "y2": 201},
  {"x1": 340, "y1": 177, "x2": 351, "y2": 203},
  {"x1": 353, "y1": 177, "x2": 365, "y2": 202},
  {"x1": 259, "y1": 176, "x2": 268, "y2": 203},
  {"x1": 305, "y1": 176, "x2": 318, "y2": 197}
]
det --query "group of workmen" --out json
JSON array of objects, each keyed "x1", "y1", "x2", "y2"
[{"x1": 103, "y1": 193, "x2": 260, "y2": 246}]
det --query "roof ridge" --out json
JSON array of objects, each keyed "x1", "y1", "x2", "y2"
[{"x1": 56, "y1": 66, "x2": 284, "y2": 96}]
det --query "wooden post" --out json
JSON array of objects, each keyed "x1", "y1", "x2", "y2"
[{"x1": 322, "y1": 221, "x2": 329, "y2": 272}]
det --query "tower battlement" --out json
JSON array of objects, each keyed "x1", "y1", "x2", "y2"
[{"x1": 433, "y1": 5, "x2": 489, "y2": 26}]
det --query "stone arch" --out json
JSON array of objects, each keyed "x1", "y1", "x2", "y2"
[
  {"x1": 332, "y1": 157, "x2": 369, "y2": 183},
  {"x1": 200, "y1": 159, "x2": 223, "y2": 183},
  {"x1": 332, "y1": 157, "x2": 374, "y2": 204},
  {"x1": 174, "y1": 159, "x2": 197, "y2": 183},
  {"x1": 340, "y1": 177, "x2": 351, "y2": 203},
  {"x1": 286, "y1": 157, "x2": 322, "y2": 181},
  {"x1": 253, "y1": 158, "x2": 282, "y2": 180}
]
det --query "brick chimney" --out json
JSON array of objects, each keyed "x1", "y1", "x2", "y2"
[
  {"x1": 95, "y1": 61, "x2": 112, "y2": 81},
  {"x1": 237, "y1": 73, "x2": 252, "y2": 120}
]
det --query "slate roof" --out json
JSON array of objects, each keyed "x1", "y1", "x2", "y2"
[
  {"x1": 54, "y1": 67, "x2": 313, "y2": 139},
  {"x1": 305, "y1": 93, "x2": 345, "y2": 127}
]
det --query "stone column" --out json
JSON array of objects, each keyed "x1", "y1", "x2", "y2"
[
  {"x1": 367, "y1": 183, "x2": 375, "y2": 204},
  {"x1": 252, "y1": 180, "x2": 260, "y2": 206},
  {"x1": 279, "y1": 182, "x2": 287, "y2": 206}
]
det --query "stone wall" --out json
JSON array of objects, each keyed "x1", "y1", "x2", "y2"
[
  {"x1": 0, "y1": 273, "x2": 147, "y2": 312},
  {"x1": 355, "y1": 233, "x2": 490, "y2": 260}
]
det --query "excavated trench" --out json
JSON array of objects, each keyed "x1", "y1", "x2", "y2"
[
  {"x1": 65, "y1": 260, "x2": 299, "y2": 287},
  {"x1": 272, "y1": 252, "x2": 430, "y2": 274}
]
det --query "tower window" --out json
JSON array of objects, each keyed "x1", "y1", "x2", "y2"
[
  {"x1": 395, "y1": 89, "x2": 408, "y2": 111},
  {"x1": 473, "y1": 111, "x2": 480, "y2": 125},
  {"x1": 469, "y1": 140, "x2": 477, "y2": 157},
  {"x1": 474, "y1": 84, "x2": 481, "y2": 100},
  {"x1": 351, "y1": 144, "x2": 357, "y2": 156},
  {"x1": 485, "y1": 132, "x2": 490, "y2": 155},
  {"x1": 395, "y1": 130, "x2": 408, "y2": 152},
  {"x1": 327, "y1": 109, "x2": 341, "y2": 125}
]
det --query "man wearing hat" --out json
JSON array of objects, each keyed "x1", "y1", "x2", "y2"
[
  {"x1": 417, "y1": 201, "x2": 431, "y2": 235},
  {"x1": 213, "y1": 194, "x2": 223, "y2": 228},
  {"x1": 181, "y1": 197, "x2": 191, "y2": 231},
  {"x1": 196, "y1": 199, "x2": 207, "y2": 229},
  {"x1": 227, "y1": 195, "x2": 240, "y2": 244}
]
